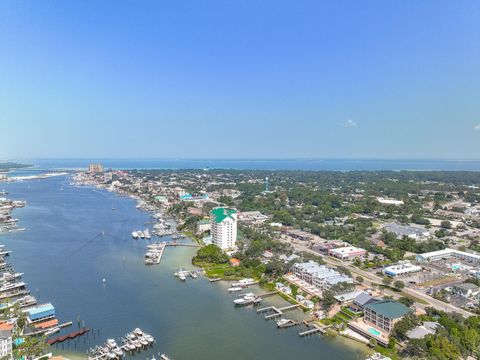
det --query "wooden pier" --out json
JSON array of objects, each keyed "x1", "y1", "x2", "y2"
[
  {"x1": 298, "y1": 324, "x2": 329, "y2": 337},
  {"x1": 165, "y1": 241, "x2": 200, "y2": 248},
  {"x1": 26, "y1": 321, "x2": 72, "y2": 337},
  {"x1": 258, "y1": 291, "x2": 277, "y2": 298},
  {"x1": 47, "y1": 327, "x2": 89, "y2": 345},
  {"x1": 258, "y1": 303, "x2": 302, "y2": 320},
  {"x1": 278, "y1": 304, "x2": 301, "y2": 312}
]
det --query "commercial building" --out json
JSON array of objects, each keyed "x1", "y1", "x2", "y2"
[
  {"x1": 88, "y1": 164, "x2": 104, "y2": 173},
  {"x1": 384, "y1": 223, "x2": 430, "y2": 240},
  {"x1": 328, "y1": 246, "x2": 367, "y2": 261},
  {"x1": 0, "y1": 330, "x2": 12, "y2": 360},
  {"x1": 363, "y1": 300, "x2": 411, "y2": 333},
  {"x1": 25, "y1": 303, "x2": 55, "y2": 323},
  {"x1": 452, "y1": 283, "x2": 480, "y2": 298},
  {"x1": 382, "y1": 261, "x2": 423, "y2": 277},
  {"x1": 210, "y1": 207, "x2": 237, "y2": 250},
  {"x1": 377, "y1": 197, "x2": 404, "y2": 206},
  {"x1": 292, "y1": 261, "x2": 353, "y2": 291},
  {"x1": 416, "y1": 248, "x2": 480, "y2": 265},
  {"x1": 237, "y1": 211, "x2": 269, "y2": 223}
]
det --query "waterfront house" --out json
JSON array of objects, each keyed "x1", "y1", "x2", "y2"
[
  {"x1": 352, "y1": 292, "x2": 376, "y2": 312},
  {"x1": 363, "y1": 300, "x2": 411, "y2": 333},
  {"x1": 302, "y1": 300, "x2": 314, "y2": 309},
  {"x1": 276, "y1": 282, "x2": 292, "y2": 295},
  {"x1": 229, "y1": 258, "x2": 241, "y2": 267}
]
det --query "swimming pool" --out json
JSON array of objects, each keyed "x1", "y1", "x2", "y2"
[{"x1": 368, "y1": 328, "x2": 381, "y2": 336}]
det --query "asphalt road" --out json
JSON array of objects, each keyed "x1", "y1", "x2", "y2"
[{"x1": 288, "y1": 241, "x2": 475, "y2": 318}]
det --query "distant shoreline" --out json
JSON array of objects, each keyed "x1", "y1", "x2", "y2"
[
  {"x1": 0, "y1": 162, "x2": 30, "y2": 171},
  {"x1": 5, "y1": 159, "x2": 480, "y2": 172}
]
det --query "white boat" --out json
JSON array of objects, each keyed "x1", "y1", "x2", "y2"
[
  {"x1": 232, "y1": 278, "x2": 255, "y2": 287},
  {"x1": 44, "y1": 326, "x2": 60, "y2": 336},
  {"x1": 233, "y1": 293, "x2": 256, "y2": 305},
  {"x1": 276, "y1": 318, "x2": 291, "y2": 327},
  {"x1": 133, "y1": 328, "x2": 143, "y2": 336},
  {"x1": 131, "y1": 231, "x2": 139, "y2": 239},
  {"x1": 161, "y1": 355, "x2": 171, "y2": 360},
  {"x1": 228, "y1": 286, "x2": 242, "y2": 292},
  {"x1": 113, "y1": 348, "x2": 124, "y2": 356},
  {"x1": 124, "y1": 342, "x2": 136, "y2": 351},
  {"x1": 133, "y1": 340, "x2": 142, "y2": 349},
  {"x1": 106, "y1": 339, "x2": 117, "y2": 349},
  {"x1": 140, "y1": 338, "x2": 149, "y2": 346},
  {"x1": 179, "y1": 273, "x2": 186, "y2": 281},
  {"x1": 144, "y1": 334, "x2": 154, "y2": 343}
]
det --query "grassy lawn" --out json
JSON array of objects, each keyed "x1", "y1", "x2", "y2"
[
  {"x1": 205, "y1": 267, "x2": 229, "y2": 278},
  {"x1": 341, "y1": 308, "x2": 356, "y2": 318},
  {"x1": 399, "y1": 292, "x2": 429, "y2": 305}
]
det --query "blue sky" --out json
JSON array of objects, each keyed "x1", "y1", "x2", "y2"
[{"x1": 0, "y1": 0, "x2": 479, "y2": 159}]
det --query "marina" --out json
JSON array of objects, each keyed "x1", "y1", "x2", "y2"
[
  {"x1": 0, "y1": 174, "x2": 367, "y2": 360},
  {"x1": 87, "y1": 328, "x2": 155, "y2": 360}
]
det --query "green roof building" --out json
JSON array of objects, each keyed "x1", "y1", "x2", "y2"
[
  {"x1": 211, "y1": 207, "x2": 237, "y2": 223},
  {"x1": 364, "y1": 300, "x2": 412, "y2": 333},
  {"x1": 210, "y1": 207, "x2": 238, "y2": 250}
]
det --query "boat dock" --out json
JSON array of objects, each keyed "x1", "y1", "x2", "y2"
[
  {"x1": 299, "y1": 324, "x2": 330, "y2": 337},
  {"x1": 165, "y1": 240, "x2": 200, "y2": 248},
  {"x1": 145, "y1": 240, "x2": 201, "y2": 265},
  {"x1": 87, "y1": 328, "x2": 155, "y2": 360},
  {"x1": 257, "y1": 304, "x2": 302, "y2": 320},
  {"x1": 47, "y1": 326, "x2": 89, "y2": 345},
  {"x1": 145, "y1": 243, "x2": 166, "y2": 265}
]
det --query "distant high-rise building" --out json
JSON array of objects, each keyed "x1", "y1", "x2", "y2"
[
  {"x1": 0, "y1": 329, "x2": 12, "y2": 360},
  {"x1": 88, "y1": 164, "x2": 104, "y2": 173},
  {"x1": 210, "y1": 207, "x2": 237, "y2": 250}
]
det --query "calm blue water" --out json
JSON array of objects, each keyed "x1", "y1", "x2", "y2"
[
  {"x1": 8, "y1": 158, "x2": 480, "y2": 171},
  {"x1": 1, "y1": 176, "x2": 367, "y2": 360}
]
